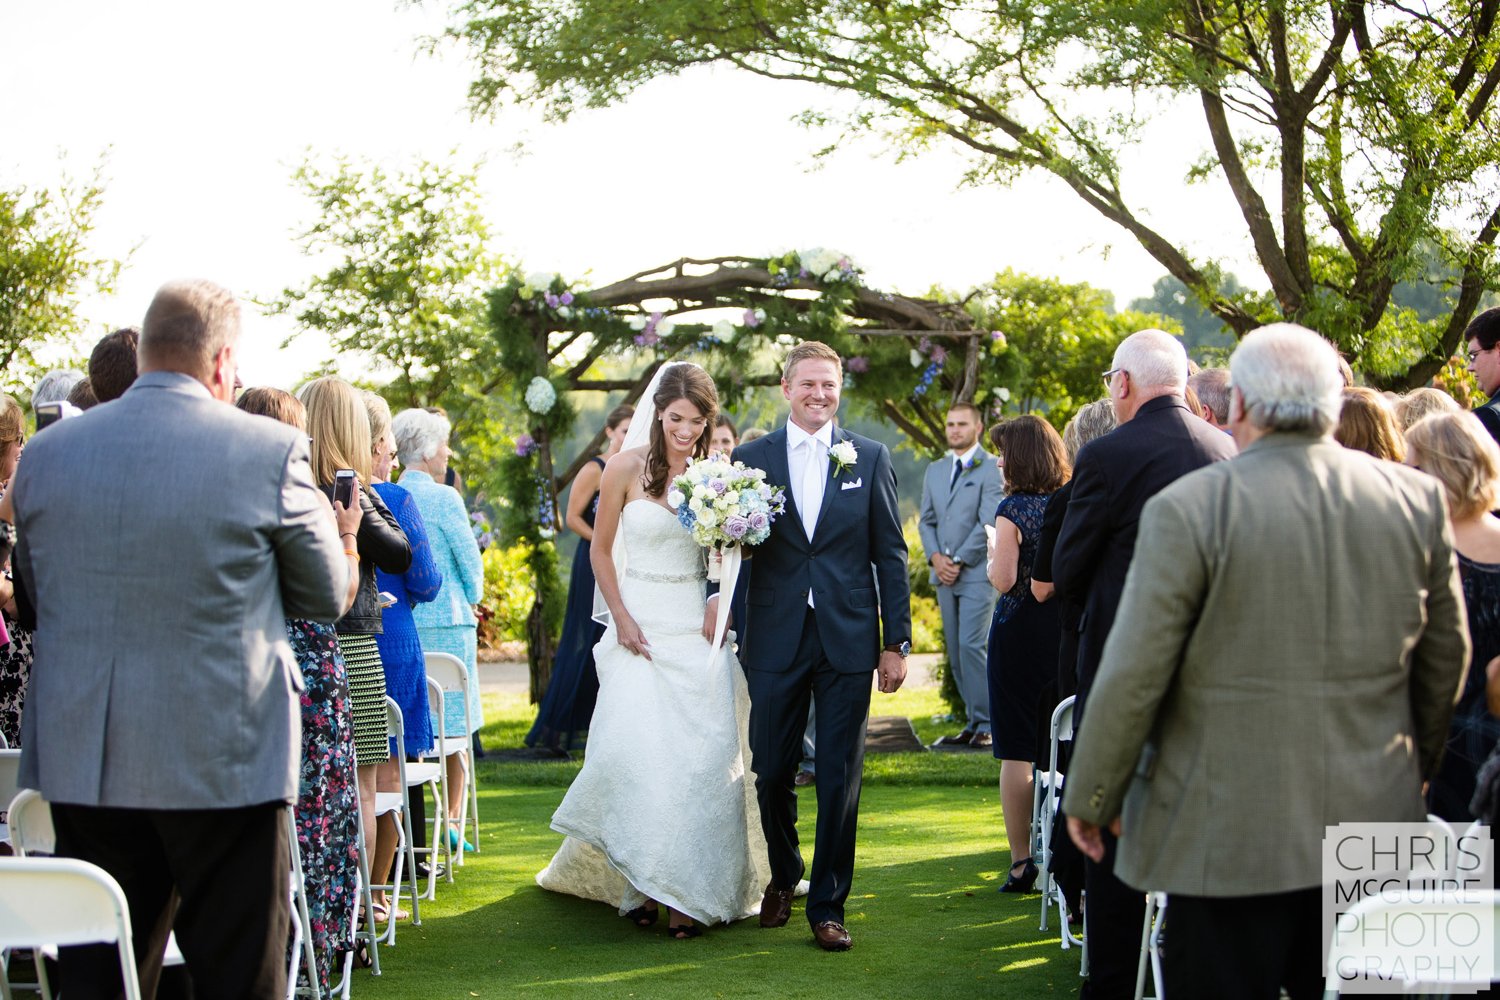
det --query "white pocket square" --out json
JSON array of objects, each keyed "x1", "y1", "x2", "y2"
[{"x1": 841, "y1": 478, "x2": 863, "y2": 491}]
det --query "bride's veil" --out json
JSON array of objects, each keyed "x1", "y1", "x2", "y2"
[{"x1": 591, "y1": 360, "x2": 690, "y2": 627}]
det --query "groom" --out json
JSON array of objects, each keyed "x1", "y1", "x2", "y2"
[{"x1": 728, "y1": 340, "x2": 912, "y2": 952}]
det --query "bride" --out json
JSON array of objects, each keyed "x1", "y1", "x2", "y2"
[{"x1": 537, "y1": 362, "x2": 771, "y2": 938}]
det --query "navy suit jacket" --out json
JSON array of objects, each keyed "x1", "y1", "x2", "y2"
[
  {"x1": 732, "y1": 425, "x2": 911, "y2": 674},
  {"x1": 1051, "y1": 395, "x2": 1237, "y2": 716}
]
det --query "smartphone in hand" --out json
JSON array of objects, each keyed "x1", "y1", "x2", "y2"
[{"x1": 333, "y1": 469, "x2": 357, "y2": 510}]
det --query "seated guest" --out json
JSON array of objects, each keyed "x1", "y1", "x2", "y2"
[
  {"x1": 1405, "y1": 412, "x2": 1500, "y2": 821},
  {"x1": 393, "y1": 406, "x2": 485, "y2": 852},
  {"x1": 986, "y1": 415, "x2": 1069, "y2": 893},
  {"x1": 15, "y1": 280, "x2": 350, "y2": 997},
  {"x1": 1065, "y1": 323, "x2": 1467, "y2": 999},
  {"x1": 366, "y1": 390, "x2": 443, "y2": 904},
  {"x1": 1395, "y1": 385, "x2": 1459, "y2": 431},
  {"x1": 90, "y1": 326, "x2": 141, "y2": 403},
  {"x1": 1335, "y1": 385, "x2": 1406, "y2": 461},
  {"x1": 237, "y1": 386, "x2": 361, "y2": 995}
]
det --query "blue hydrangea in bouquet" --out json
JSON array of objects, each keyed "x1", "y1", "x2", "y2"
[{"x1": 667, "y1": 456, "x2": 786, "y2": 580}]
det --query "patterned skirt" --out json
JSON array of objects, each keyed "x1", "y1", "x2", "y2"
[
  {"x1": 339, "y1": 632, "x2": 391, "y2": 766},
  {"x1": 286, "y1": 619, "x2": 358, "y2": 994}
]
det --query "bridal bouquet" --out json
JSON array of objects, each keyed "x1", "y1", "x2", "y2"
[{"x1": 669, "y1": 457, "x2": 786, "y2": 562}]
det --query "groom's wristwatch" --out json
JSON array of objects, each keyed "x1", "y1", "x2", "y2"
[{"x1": 884, "y1": 640, "x2": 911, "y2": 658}]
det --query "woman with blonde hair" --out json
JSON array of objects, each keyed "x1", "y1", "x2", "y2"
[
  {"x1": 238, "y1": 386, "x2": 363, "y2": 991},
  {"x1": 1335, "y1": 386, "x2": 1406, "y2": 461},
  {"x1": 1394, "y1": 386, "x2": 1460, "y2": 431},
  {"x1": 1405, "y1": 412, "x2": 1500, "y2": 821},
  {"x1": 298, "y1": 377, "x2": 412, "y2": 882}
]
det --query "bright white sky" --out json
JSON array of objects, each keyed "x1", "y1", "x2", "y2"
[{"x1": 2, "y1": 0, "x2": 1261, "y2": 388}]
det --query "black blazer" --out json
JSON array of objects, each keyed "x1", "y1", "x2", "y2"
[
  {"x1": 1474, "y1": 395, "x2": 1500, "y2": 446},
  {"x1": 1051, "y1": 396, "x2": 1236, "y2": 716},
  {"x1": 732, "y1": 426, "x2": 911, "y2": 674}
]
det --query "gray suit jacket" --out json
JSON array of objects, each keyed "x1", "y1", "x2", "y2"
[
  {"x1": 1062, "y1": 432, "x2": 1469, "y2": 896},
  {"x1": 917, "y1": 447, "x2": 1003, "y2": 592},
  {"x1": 16, "y1": 372, "x2": 349, "y2": 809}
]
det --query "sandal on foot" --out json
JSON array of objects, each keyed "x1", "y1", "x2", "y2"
[
  {"x1": 668, "y1": 922, "x2": 702, "y2": 939},
  {"x1": 624, "y1": 904, "x2": 659, "y2": 928}
]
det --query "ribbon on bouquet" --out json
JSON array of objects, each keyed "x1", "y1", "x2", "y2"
[{"x1": 707, "y1": 544, "x2": 742, "y2": 666}]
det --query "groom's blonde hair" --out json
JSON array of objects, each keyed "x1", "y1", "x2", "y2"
[{"x1": 782, "y1": 341, "x2": 842, "y2": 383}]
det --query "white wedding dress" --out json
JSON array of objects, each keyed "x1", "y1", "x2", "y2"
[{"x1": 536, "y1": 498, "x2": 771, "y2": 924}]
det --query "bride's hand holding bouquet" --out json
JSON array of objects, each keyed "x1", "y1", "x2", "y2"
[{"x1": 668, "y1": 456, "x2": 786, "y2": 655}]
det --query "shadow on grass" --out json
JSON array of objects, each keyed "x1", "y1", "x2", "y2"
[{"x1": 357, "y1": 784, "x2": 1082, "y2": 999}]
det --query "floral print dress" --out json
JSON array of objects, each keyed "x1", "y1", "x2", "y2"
[{"x1": 287, "y1": 619, "x2": 359, "y2": 994}]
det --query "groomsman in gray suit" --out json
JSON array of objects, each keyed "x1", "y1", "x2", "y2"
[
  {"x1": 15, "y1": 280, "x2": 352, "y2": 998},
  {"x1": 919, "y1": 401, "x2": 1004, "y2": 749}
]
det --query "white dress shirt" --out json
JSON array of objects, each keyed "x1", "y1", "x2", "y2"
[{"x1": 786, "y1": 420, "x2": 833, "y2": 607}]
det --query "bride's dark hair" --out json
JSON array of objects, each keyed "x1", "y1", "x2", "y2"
[{"x1": 644, "y1": 364, "x2": 718, "y2": 497}]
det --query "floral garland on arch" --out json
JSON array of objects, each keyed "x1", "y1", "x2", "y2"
[{"x1": 482, "y1": 253, "x2": 1012, "y2": 696}]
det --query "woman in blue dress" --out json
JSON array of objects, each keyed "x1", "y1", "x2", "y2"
[
  {"x1": 392, "y1": 406, "x2": 486, "y2": 853},
  {"x1": 985, "y1": 415, "x2": 1070, "y2": 894},
  {"x1": 526, "y1": 404, "x2": 634, "y2": 754},
  {"x1": 366, "y1": 392, "x2": 443, "y2": 913}
]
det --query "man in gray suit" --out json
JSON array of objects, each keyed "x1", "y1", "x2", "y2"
[
  {"x1": 16, "y1": 280, "x2": 353, "y2": 999},
  {"x1": 1065, "y1": 323, "x2": 1469, "y2": 999},
  {"x1": 919, "y1": 401, "x2": 1003, "y2": 748}
]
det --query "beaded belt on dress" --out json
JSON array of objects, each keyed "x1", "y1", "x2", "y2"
[{"x1": 625, "y1": 567, "x2": 705, "y2": 584}]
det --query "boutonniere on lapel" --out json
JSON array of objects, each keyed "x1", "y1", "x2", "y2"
[
  {"x1": 957, "y1": 455, "x2": 981, "y2": 475},
  {"x1": 828, "y1": 439, "x2": 859, "y2": 478}
]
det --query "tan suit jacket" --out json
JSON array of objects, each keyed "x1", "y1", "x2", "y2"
[{"x1": 1062, "y1": 431, "x2": 1469, "y2": 896}]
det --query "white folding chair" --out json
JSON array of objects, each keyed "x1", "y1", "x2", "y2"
[
  {"x1": 1133, "y1": 891, "x2": 1167, "y2": 1000},
  {"x1": 397, "y1": 694, "x2": 447, "y2": 902},
  {"x1": 425, "y1": 676, "x2": 456, "y2": 886},
  {"x1": 1037, "y1": 698, "x2": 1079, "y2": 939},
  {"x1": 423, "y1": 651, "x2": 479, "y2": 861},
  {"x1": 9, "y1": 793, "x2": 317, "y2": 1000},
  {"x1": 0, "y1": 857, "x2": 143, "y2": 1000},
  {"x1": 370, "y1": 698, "x2": 430, "y2": 942},
  {"x1": 0, "y1": 750, "x2": 21, "y2": 848},
  {"x1": 285, "y1": 808, "x2": 320, "y2": 1000}
]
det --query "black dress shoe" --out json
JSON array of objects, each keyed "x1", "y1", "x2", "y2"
[
  {"x1": 999, "y1": 857, "x2": 1039, "y2": 894},
  {"x1": 794, "y1": 770, "x2": 816, "y2": 787},
  {"x1": 969, "y1": 732, "x2": 993, "y2": 750},
  {"x1": 931, "y1": 730, "x2": 974, "y2": 747}
]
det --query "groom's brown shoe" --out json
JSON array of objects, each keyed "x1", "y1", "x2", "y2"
[
  {"x1": 812, "y1": 920, "x2": 853, "y2": 951},
  {"x1": 759, "y1": 884, "x2": 795, "y2": 928}
]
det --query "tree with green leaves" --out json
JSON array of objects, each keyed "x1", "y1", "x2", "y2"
[
  {"x1": 970, "y1": 270, "x2": 1168, "y2": 428},
  {"x1": 0, "y1": 168, "x2": 121, "y2": 391},
  {"x1": 442, "y1": 0, "x2": 1500, "y2": 387},
  {"x1": 268, "y1": 153, "x2": 508, "y2": 407}
]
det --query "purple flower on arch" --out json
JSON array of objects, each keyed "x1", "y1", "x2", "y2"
[{"x1": 847, "y1": 356, "x2": 870, "y2": 373}]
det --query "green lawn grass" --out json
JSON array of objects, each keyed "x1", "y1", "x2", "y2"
[{"x1": 353, "y1": 690, "x2": 1082, "y2": 999}]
